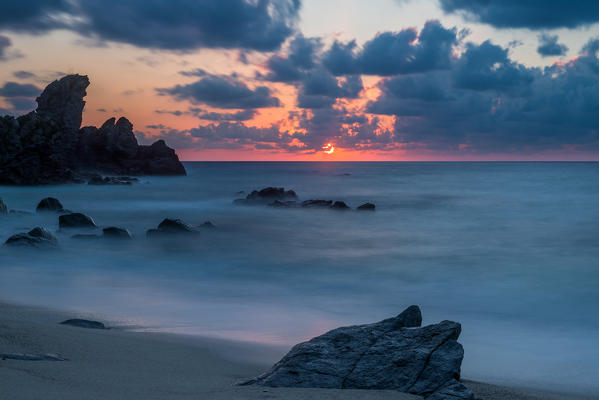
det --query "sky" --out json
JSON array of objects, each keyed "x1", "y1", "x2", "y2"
[{"x1": 1, "y1": 0, "x2": 599, "y2": 161}]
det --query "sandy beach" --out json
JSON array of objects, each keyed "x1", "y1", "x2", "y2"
[{"x1": 1, "y1": 302, "x2": 596, "y2": 400}]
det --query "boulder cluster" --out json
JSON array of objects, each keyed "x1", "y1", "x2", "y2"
[
  {"x1": 235, "y1": 187, "x2": 375, "y2": 211},
  {"x1": 240, "y1": 305, "x2": 473, "y2": 400},
  {"x1": 0, "y1": 74, "x2": 186, "y2": 185}
]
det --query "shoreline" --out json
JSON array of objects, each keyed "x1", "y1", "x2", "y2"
[{"x1": 1, "y1": 301, "x2": 597, "y2": 400}]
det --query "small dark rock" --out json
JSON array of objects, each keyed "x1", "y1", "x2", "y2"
[
  {"x1": 5, "y1": 227, "x2": 58, "y2": 248},
  {"x1": 268, "y1": 200, "x2": 298, "y2": 208},
  {"x1": 236, "y1": 187, "x2": 298, "y2": 204},
  {"x1": 36, "y1": 197, "x2": 64, "y2": 212},
  {"x1": 102, "y1": 226, "x2": 132, "y2": 239},
  {"x1": 59, "y1": 213, "x2": 97, "y2": 228},
  {"x1": 301, "y1": 199, "x2": 333, "y2": 208},
  {"x1": 147, "y1": 218, "x2": 199, "y2": 238},
  {"x1": 60, "y1": 319, "x2": 107, "y2": 329},
  {"x1": 331, "y1": 201, "x2": 350, "y2": 210},
  {"x1": 199, "y1": 221, "x2": 216, "y2": 229},
  {"x1": 357, "y1": 202, "x2": 376, "y2": 211}
]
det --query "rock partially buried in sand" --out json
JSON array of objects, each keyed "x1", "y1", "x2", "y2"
[
  {"x1": 59, "y1": 212, "x2": 97, "y2": 228},
  {"x1": 60, "y1": 319, "x2": 107, "y2": 329},
  {"x1": 5, "y1": 227, "x2": 58, "y2": 248},
  {"x1": 239, "y1": 305, "x2": 473, "y2": 400},
  {"x1": 103, "y1": 226, "x2": 132, "y2": 239},
  {"x1": 0, "y1": 197, "x2": 7, "y2": 214},
  {"x1": 357, "y1": 202, "x2": 376, "y2": 211},
  {"x1": 147, "y1": 218, "x2": 200, "y2": 238},
  {"x1": 36, "y1": 197, "x2": 64, "y2": 212}
]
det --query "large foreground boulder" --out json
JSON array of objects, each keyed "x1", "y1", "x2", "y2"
[
  {"x1": 5, "y1": 227, "x2": 58, "y2": 248},
  {"x1": 0, "y1": 74, "x2": 185, "y2": 185},
  {"x1": 240, "y1": 306, "x2": 473, "y2": 400}
]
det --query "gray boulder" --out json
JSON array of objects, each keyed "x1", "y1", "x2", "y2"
[
  {"x1": 59, "y1": 212, "x2": 97, "y2": 228},
  {"x1": 5, "y1": 227, "x2": 58, "y2": 248},
  {"x1": 36, "y1": 197, "x2": 64, "y2": 212},
  {"x1": 240, "y1": 306, "x2": 473, "y2": 400},
  {"x1": 0, "y1": 197, "x2": 7, "y2": 214}
]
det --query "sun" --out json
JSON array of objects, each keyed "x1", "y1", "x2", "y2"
[{"x1": 322, "y1": 143, "x2": 335, "y2": 154}]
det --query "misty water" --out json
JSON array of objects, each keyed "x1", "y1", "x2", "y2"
[{"x1": 1, "y1": 162, "x2": 598, "y2": 393}]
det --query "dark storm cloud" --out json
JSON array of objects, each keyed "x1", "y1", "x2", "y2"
[
  {"x1": 439, "y1": 0, "x2": 599, "y2": 29},
  {"x1": 264, "y1": 35, "x2": 323, "y2": 82},
  {"x1": 0, "y1": 0, "x2": 300, "y2": 51},
  {"x1": 453, "y1": 41, "x2": 535, "y2": 92},
  {"x1": 192, "y1": 109, "x2": 257, "y2": 121},
  {"x1": 0, "y1": 82, "x2": 42, "y2": 97},
  {"x1": 537, "y1": 34, "x2": 568, "y2": 57},
  {"x1": 156, "y1": 74, "x2": 280, "y2": 109},
  {"x1": 366, "y1": 37, "x2": 599, "y2": 153},
  {"x1": 0, "y1": 0, "x2": 72, "y2": 33},
  {"x1": 319, "y1": 20, "x2": 458, "y2": 76}
]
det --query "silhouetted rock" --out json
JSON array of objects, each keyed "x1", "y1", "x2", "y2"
[
  {"x1": 331, "y1": 201, "x2": 350, "y2": 210},
  {"x1": 0, "y1": 197, "x2": 7, "y2": 215},
  {"x1": 357, "y1": 202, "x2": 376, "y2": 211},
  {"x1": 5, "y1": 227, "x2": 58, "y2": 248},
  {"x1": 301, "y1": 199, "x2": 333, "y2": 208},
  {"x1": 146, "y1": 218, "x2": 199, "y2": 238},
  {"x1": 235, "y1": 187, "x2": 298, "y2": 204},
  {"x1": 87, "y1": 174, "x2": 135, "y2": 185},
  {"x1": 60, "y1": 319, "x2": 107, "y2": 329},
  {"x1": 103, "y1": 226, "x2": 132, "y2": 239},
  {"x1": 59, "y1": 212, "x2": 97, "y2": 228},
  {"x1": 36, "y1": 197, "x2": 64, "y2": 212},
  {"x1": 0, "y1": 74, "x2": 186, "y2": 185},
  {"x1": 268, "y1": 200, "x2": 298, "y2": 208},
  {"x1": 240, "y1": 305, "x2": 473, "y2": 400}
]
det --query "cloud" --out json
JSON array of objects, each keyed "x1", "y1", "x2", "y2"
[
  {"x1": 191, "y1": 108, "x2": 257, "y2": 121},
  {"x1": 0, "y1": 0, "x2": 72, "y2": 33},
  {"x1": 157, "y1": 74, "x2": 280, "y2": 109},
  {"x1": 0, "y1": 35, "x2": 23, "y2": 62},
  {"x1": 439, "y1": 0, "x2": 599, "y2": 29},
  {"x1": 537, "y1": 34, "x2": 568, "y2": 57},
  {"x1": 13, "y1": 70, "x2": 37, "y2": 79},
  {"x1": 264, "y1": 34, "x2": 322, "y2": 82},
  {"x1": 0, "y1": 82, "x2": 42, "y2": 97}
]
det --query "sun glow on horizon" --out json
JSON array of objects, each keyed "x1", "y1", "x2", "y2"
[{"x1": 322, "y1": 143, "x2": 335, "y2": 154}]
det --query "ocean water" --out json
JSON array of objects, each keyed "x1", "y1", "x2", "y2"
[{"x1": 1, "y1": 162, "x2": 598, "y2": 393}]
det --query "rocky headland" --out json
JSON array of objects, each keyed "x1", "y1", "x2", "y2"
[{"x1": 0, "y1": 74, "x2": 185, "y2": 185}]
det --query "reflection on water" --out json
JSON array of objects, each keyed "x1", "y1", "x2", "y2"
[{"x1": 1, "y1": 162, "x2": 598, "y2": 393}]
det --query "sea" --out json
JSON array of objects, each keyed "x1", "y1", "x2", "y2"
[{"x1": 1, "y1": 162, "x2": 598, "y2": 394}]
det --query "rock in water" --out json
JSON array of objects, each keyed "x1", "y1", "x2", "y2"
[
  {"x1": 240, "y1": 305, "x2": 473, "y2": 400},
  {"x1": 36, "y1": 197, "x2": 64, "y2": 212},
  {"x1": 0, "y1": 197, "x2": 7, "y2": 214},
  {"x1": 331, "y1": 201, "x2": 350, "y2": 210},
  {"x1": 0, "y1": 74, "x2": 185, "y2": 185},
  {"x1": 60, "y1": 319, "x2": 107, "y2": 329},
  {"x1": 102, "y1": 226, "x2": 132, "y2": 239},
  {"x1": 235, "y1": 187, "x2": 298, "y2": 204},
  {"x1": 5, "y1": 227, "x2": 58, "y2": 248},
  {"x1": 146, "y1": 218, "x2": 199, "y2": 238},
  {"x1": 357, "y1": 202, "x2": 376, "y2": 211},
  {"x1": 59, "y1": 213, "x2": 97, "y2": 228}
]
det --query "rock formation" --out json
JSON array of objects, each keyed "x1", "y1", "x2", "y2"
[
  {"x1": 357, "y1": 202, "x2": 376, "y2": 211},
  {"x1": 0, "y1": 74, "x2": 186, "y2": 185},
  {"x1": 146, "y1": 218, "x2": 199, "y2": 238},
  {"x1": 240, "y1": 305, "x2": 473, "y2": 400},
  {"x1": 102, "y1": 226, "x2": 132, "y2": 239},
  {"x1": 59, "y1": 212, "x2": 97, "y2": 228},
  {"x1": 60, "y1": 319, "x2": 107, "y2": 330},
  {"x1": 36, "y1": 197, "x2": 64, "y2": 212},
  {"x1": 234, "y1": 187, "x2": 298, "y2": 204},
  {"x1": 5, "y1": 227, "x2": 58, "y2": 248}
]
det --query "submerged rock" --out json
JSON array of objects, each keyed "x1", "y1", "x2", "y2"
[
  {"x1": 0, "y1": 197, "x2": 7, "y2": 215},
  {"x1": 235, "y1": 187, "x2": 298, "y2": 204},
  {"x1": 0, "y1": 74, "x2": 186, "y2": 185},
  {"x1": 36, "y1": 197, "x2": 64, "y2": 212},
  {"x1": 59, "y1": 212, "x2": 97, "y2": 228},
  {"x1": 331, "y1": 201, "x2": 350, "y2": 210},
  {"x1": 357, "y1": 202, "x2": 376, "y2": 211},
  {"x1": 102, "y1": 226, "x2": 132, "y2": 239},
  {"x1": 240, "y1": 305, "x2": 473, "y2": 400},
  {"x1": 5, "y1": 227, "x2": 58, "y2": 248},
  {"x1": 147, "y1": 218, "x2": 199, "y2": 238},
  {"x1": 60, "y1": 319, "x2": 107, "y2": 329},
  {"x1": 301, "y1": 199, "x2": 333, "y2": 208}
]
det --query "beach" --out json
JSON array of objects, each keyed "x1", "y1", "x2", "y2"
[{"x1": 1, "y1": 301, "x2": 596, "y2": 400}]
